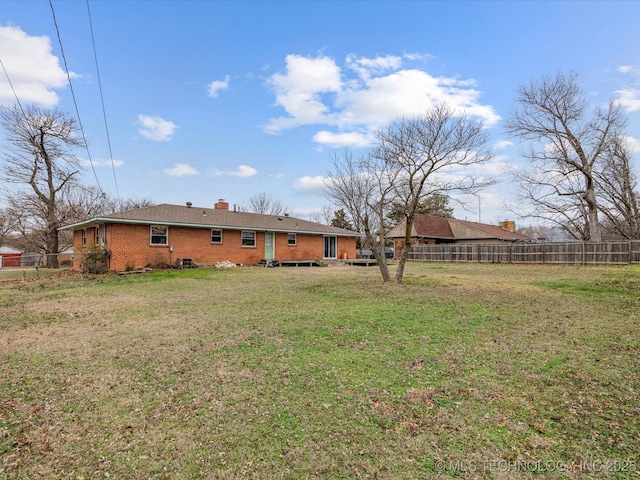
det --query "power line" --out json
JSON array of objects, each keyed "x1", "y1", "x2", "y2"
[
  {"x1": 49, "y1": 0, "x2": 104, "y2": 195},
  {"x1": 0, "y1": 57, "x2": 26, "y2": 117},
  {"x1": 86, "y1": 0, "x2": 121, "y2": 203}
]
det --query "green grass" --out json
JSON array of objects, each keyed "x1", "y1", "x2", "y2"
[{"x1": 1, "y1": 263, "x2": 639, "y2": 479}]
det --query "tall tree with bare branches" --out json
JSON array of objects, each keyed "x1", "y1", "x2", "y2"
[
  {"x1": 0, "y1": 104, "x2": 84, "y2": 266},
  {"x1": 505, "y1": 71, "x2": 628, "y2": 241},
  {"x1": 327, "y1": 105, "x2": 493, "y2": 283},
  {"x1": 308, "y1": 205, "x2": 335, "y2": 225},
  {"x1": 326, "y1": 148, "x2": 396, "y2": 282},
  {"x1": 245, "y1": 191, "x2": 288, "y2": 215},
  {"x1": 0, "y1": 207, "x2": 17, "y2": 249},
  {"x1": 596, "y1": 134, "x2": 640, "y2": 239},
  {"x1": 373, "y1": 104, "x2": 494, "y2": 282}
]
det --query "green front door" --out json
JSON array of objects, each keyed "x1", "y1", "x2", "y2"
[{"x1": 264, "y1": 232, "x2": 274, "y2": 260}]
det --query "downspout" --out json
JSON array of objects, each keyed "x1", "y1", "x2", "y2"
[{"x1": 103, "y1": 223, "x2": 110, "y2": 271}]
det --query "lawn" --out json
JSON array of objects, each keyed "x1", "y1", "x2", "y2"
[{"x1": 1, "y1": 263, "x2": 639, "y2": 479}]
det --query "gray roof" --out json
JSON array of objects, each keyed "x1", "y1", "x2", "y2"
[{"x1": 60, "y1": 203, "x2": 362, "y2": 237}]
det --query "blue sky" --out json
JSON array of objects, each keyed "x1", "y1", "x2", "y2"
[{"x1": 1, "y1": 0, "x2": 639, "y2": 225}]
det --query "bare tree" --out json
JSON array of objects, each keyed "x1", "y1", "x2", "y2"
[
  {"x1": 0, "y1": 105, "x2": 84, "y2": 266},
  {"x1": 517, "y1": 224, "x2": 574, "y2": 242},
  {"x1": 373, "y1": 105, "x2": 494, "y2": 282},
  {"x1": 326, "y1": 149, "x2": 395, "y2": 282},
  {"x1": 109, "y1": 196, "x2": 155, "y2": 213},
  {"x1": 505, "y1": 72, "x2": 627, "y2": 241},
  {"x1": 386, "y1": 192, "x2": 454, "y2": 226},
  {"x1": 245, "y1": 192, "x2": 288, "y2": 215},
  {"x1": 0, "y1": 207, "x2": 17, "y2": 248},
  {"x1": 2, "y1": 193, "x2": 49, "y2": 253},
  {"x1": 507, "y1": 164, "x2": 593, "y2": 240},
  {"x1": 596, "y1": 134, "x2": 640, "y2": 239},
  {"x1": 308, "y1": 205, "x2": 335, "y2": 225},
  {"x1": 2, "y1": 183, "x2": 99, "y2": 253},
  {"x1": 326, "y1": 106, "x2": 493, "y2": 283}
]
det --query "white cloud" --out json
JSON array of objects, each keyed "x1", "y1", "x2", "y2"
[
  {"x1": 338, "y1": 69, "x2": 499, "y2": 127},
  {"x1": 403, "y1": 52, "x2": 435, "y2": 62},
  {"x1": 163, "y1": 163, "x2": 198, "y2": 176},
  {"x1": 79, "y1": 158, "x2": 124, "y2": 168},
  {"x1": 346, "y1": 54, "x2": 402, "y2": 80},
  {"x1": 615, "y1": 88, "x2": 640, "y2": 112},
  {"x1": 312, "y1": 130, "x2": 374, "y2": 148},
  {"x1": 221, "y1": 164, "x2": 257, "y2": 177},
  {"x1": 622, "y1": 135, "x2": 640, "y2": 153},
  {"x1": 293, "y1": 175, "x2": 327, "y2": 193},
  {"x1": 494, "y1": 140, "x2": 514, "y2": 150},
  {"x1": 544, "y1": 140, "x2": 562, "y2": 155},
  {"x1": 614, "y1": 65, "x2": 640, "y2": 112},
  {"x1": 138, "y1": 115, "x2": 177, "y2": 141},
  {"x1": 0, "y1": 25, "x2": 71, "y2": 107},
  {"x1": 265, "y1": 54, "x2": 342, "y2": 133},
  {"x1": 472, "y1": 154, "x2": 511, "y2": 176},
  {"x1": 229, "y1": 164, "x2": 257, "y2": 177},
  {"x1": 264, "y1": 53, "x2": 500, "y2": 146},
  {"x1": 207, "y1": 75, "x2": 230, "y2": 98}
]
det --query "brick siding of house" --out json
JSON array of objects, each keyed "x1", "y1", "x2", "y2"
[{"x1": 71, "y1": 223, "x2": 357, "y2": 271}]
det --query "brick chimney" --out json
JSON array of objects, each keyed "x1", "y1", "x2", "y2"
[
  {"x1": 499, "y1": 220, "x2": 516, "y2": 232},
  {"x1": 214, "y1": 199, "x2": 229, "y2": 210}
]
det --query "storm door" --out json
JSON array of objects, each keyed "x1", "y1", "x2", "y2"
[
  {"x1": 323, "y1": 236, "x2": 337, "y2": 259},
  {"x1": 264, "y1": 232, "x2": 274, "y2": 260}
]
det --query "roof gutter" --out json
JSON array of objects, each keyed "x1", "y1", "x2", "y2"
[{"x1": 59, "y1": 217, "x2": 364, "y2": 237}]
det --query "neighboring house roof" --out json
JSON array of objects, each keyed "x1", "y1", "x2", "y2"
[
  {"x1": 0, "y1": 246, "x2": 22, "y2": 254},
  {"x1": 60, "y1": 203, "x2": 363, "y2": 237},
  {"x1": 386, "y1": 215, "x2": 533, "y2": 242}
]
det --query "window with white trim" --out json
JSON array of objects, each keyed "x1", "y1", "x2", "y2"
[
  {"x1": 150, "y1": 225, "x2": 168, "y2": 245},
  {"x1": 94, "y1": 227, "x2": 100, "y2": 246},
  {"x1": 241, "y1": 231, "x2": 256, "y2": 247},
  {"x1": 288, "y1": 233, "x2": 297, "y2": 246},
  {"x1": 81, "y1": 229, "x2": 87, "y2": 247},
  {"x1": 211, "y1": 229, "x2": 223, "y2": 244}
]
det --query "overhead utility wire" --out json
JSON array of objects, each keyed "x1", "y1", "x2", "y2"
[
  {"x1": 86, "y1": 0, "x2": 121, "y2": 203},
  {"x1": 0, "y1": 57, "x2": 27, "y2": 117},
  {"x1": 49, "y1": 0, "x2": 104, "y2": 194}
]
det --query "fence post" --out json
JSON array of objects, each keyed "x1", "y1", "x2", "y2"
[{"x1": 407, "y1": 241, "x2": 640, "y2": 266}]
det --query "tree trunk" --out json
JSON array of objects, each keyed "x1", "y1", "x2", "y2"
[
  {"x1": 364, "y1": 228, "x2": 390, "y2": 282},
  {"x1": 584, "y1": 185, "x2": 601, "y2": 242},
  {"x1": 46, "y1": 201, "x2": 60, "y2": 268},
  {"x1": 394, "y1": 216, "x2": 414, "y2": 283}
]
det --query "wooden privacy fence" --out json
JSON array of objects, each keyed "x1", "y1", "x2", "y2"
[{"x1": 408, "y1": 241, "x2": 640, "y2": 265}]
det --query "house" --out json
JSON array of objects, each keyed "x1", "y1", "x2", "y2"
[
  {"x1": 386, "y1": 215, "x2": 533, "y2": 256},
  {"x1": 59, "y1": 200, "x2": 362, "y2": 272}
]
